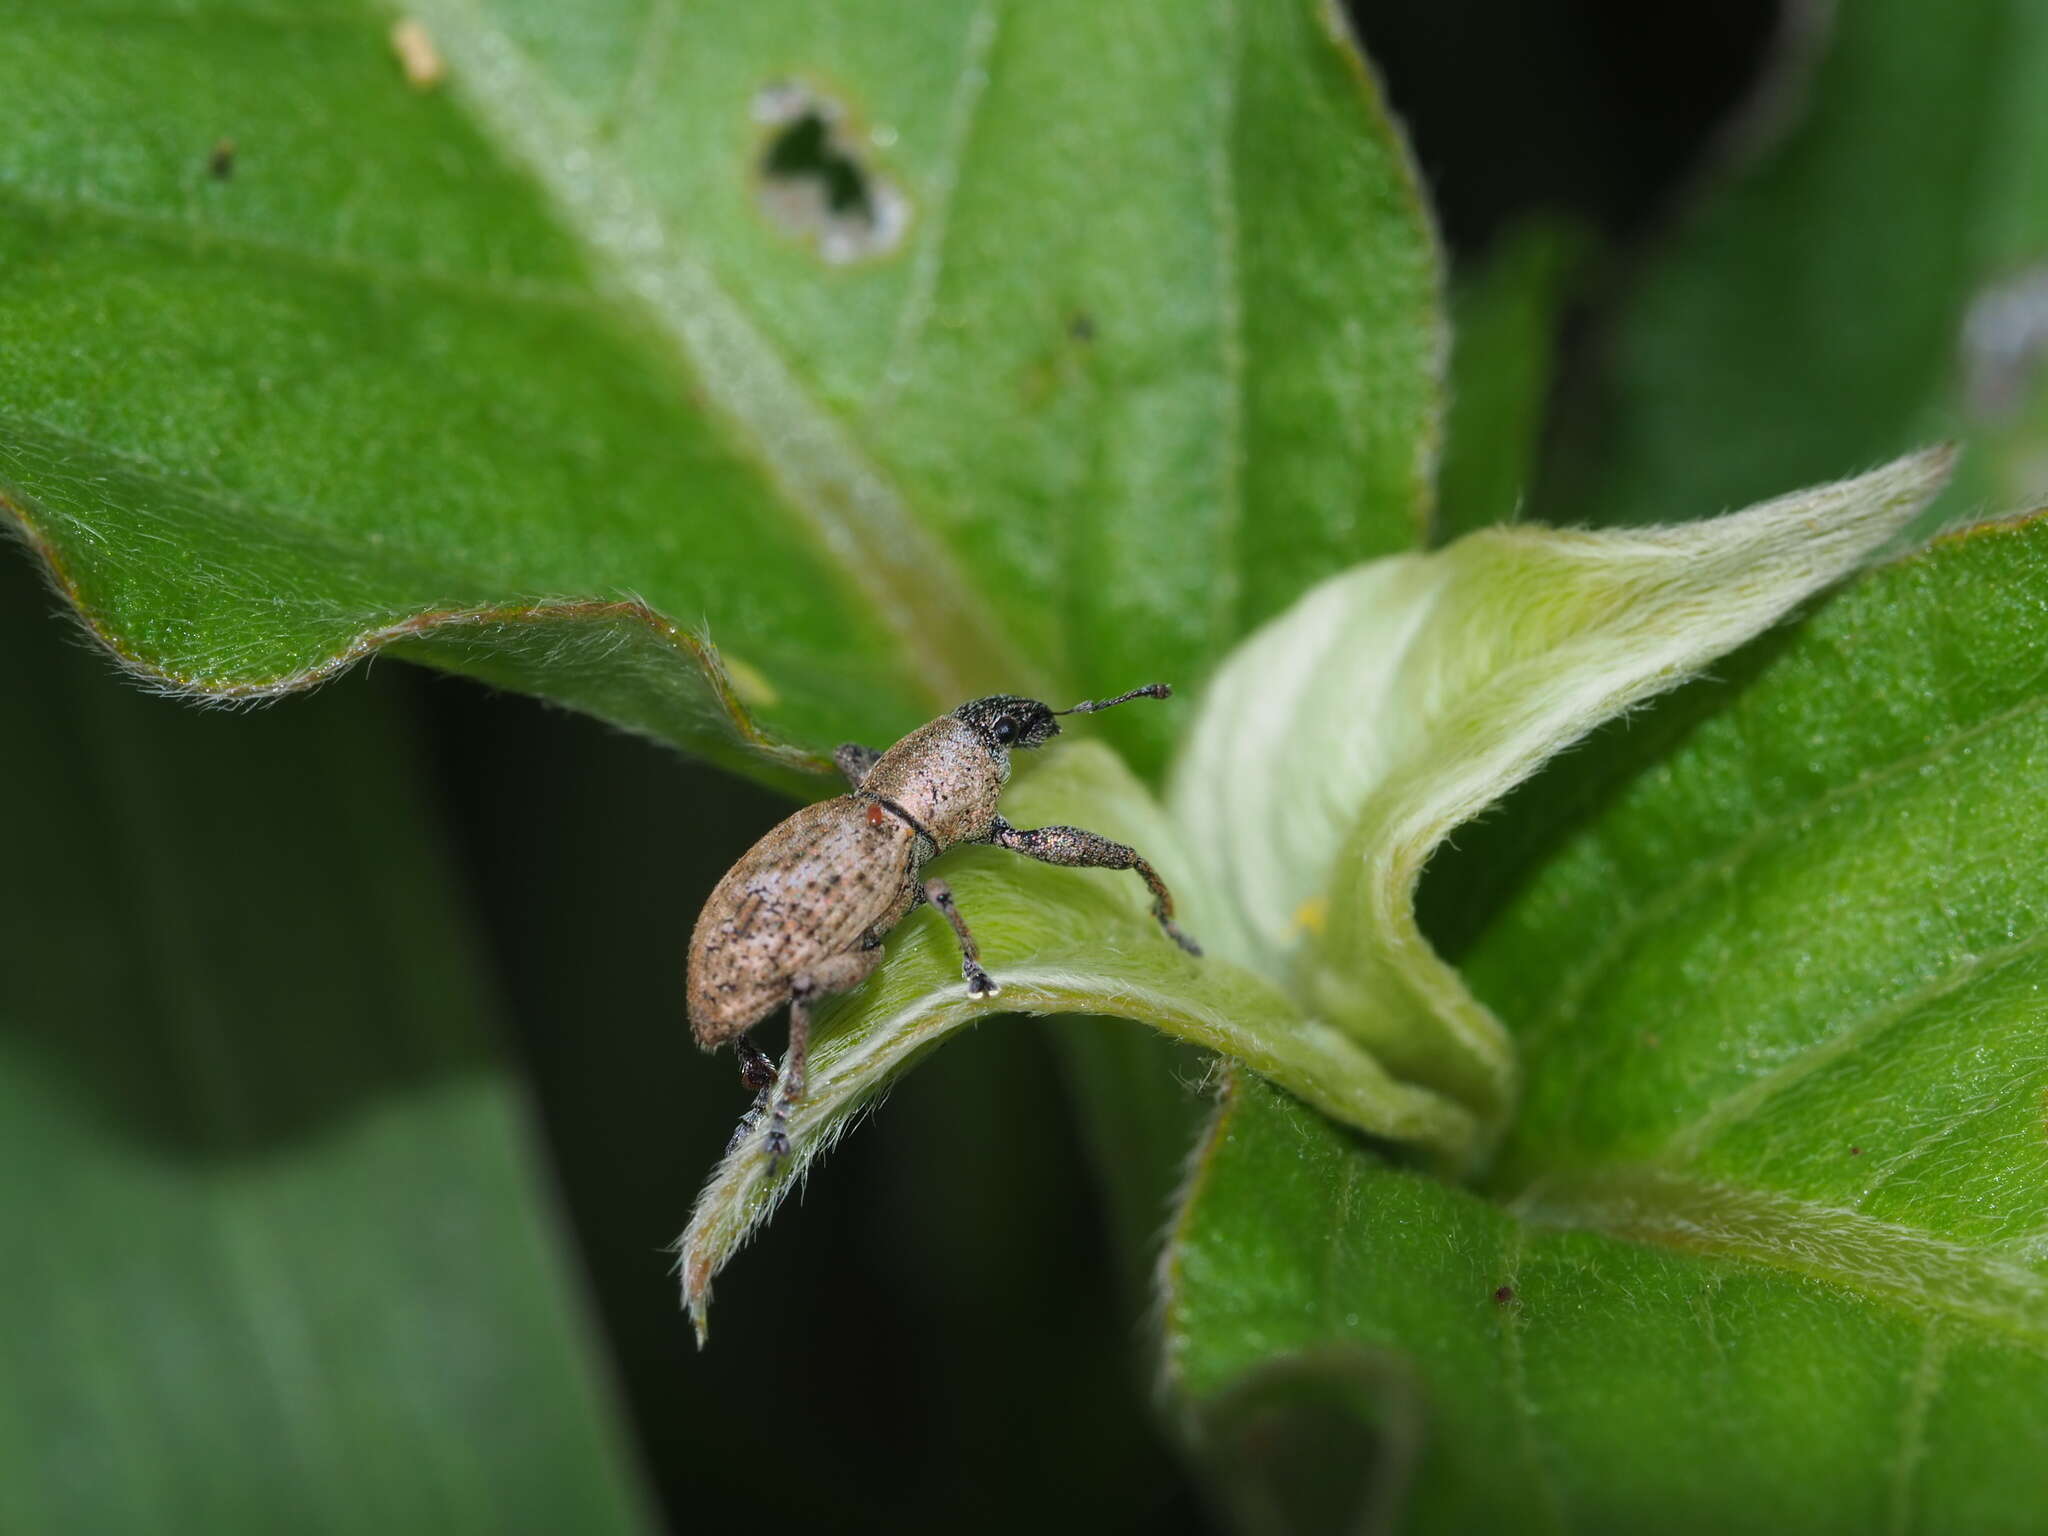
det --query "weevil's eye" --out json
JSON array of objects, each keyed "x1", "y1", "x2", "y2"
[{"x1": 993, "y1": 716, "x2": 1018, "y2": 745}]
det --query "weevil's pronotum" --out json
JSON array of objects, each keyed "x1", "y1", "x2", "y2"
[{"x1": 686, "y1": 684, "x2": 1200, "y2": 1160}]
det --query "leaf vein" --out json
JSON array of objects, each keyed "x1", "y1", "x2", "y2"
[
  {"x1": 1659, "y1": 922, "x2": 2048, "y2": 1160},
  {"x1": 1522, "y1": 682, "x2": 2048, "y2": 1058},
  {"x1": 398, "y1": 0, "x2": 1042, "y2": 705},
  {"x1": 1517, "y1": 1169, "x2": 2048, "y2": 1352},
  {"x1": 867, "y1": 0, "x2": 1003, "y2": 420},
  {"x1": 0, "y1": 180, "x2": 604, "y2": 314}
]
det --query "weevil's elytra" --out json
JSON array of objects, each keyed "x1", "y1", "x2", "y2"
[{"x1": 686, "y1": 683, "x2": 1198, "y2": 1164}]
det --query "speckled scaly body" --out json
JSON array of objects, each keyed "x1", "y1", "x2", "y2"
[{"x1": 685, "y1": 798, "x2": 921, "y2": 1039}]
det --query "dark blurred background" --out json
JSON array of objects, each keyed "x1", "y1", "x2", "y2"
[{"x1": 403, "y1": 4, "x2": 1784, "y2": 1528}]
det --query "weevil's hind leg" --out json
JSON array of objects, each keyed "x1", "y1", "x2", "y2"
[
  {"x1": 762, "y1": 946, "x2": 885, "y2": 1169},
  {"x1": 723, "y1": 1035, "x2": 779, "y2": 1153},
  {"x1": 924, "y1": 878, "x2": 999, "y2": 999},
  {"x1": 834, "y1": 742, "x2": 883, "y2": 789},
  {"x1": 988, "y1": 817, "x2": 1202, "y2": 955}
]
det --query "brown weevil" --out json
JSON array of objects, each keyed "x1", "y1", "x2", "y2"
[{"x1": 687, "y1": 684, "x2": 1199, "y2": 1161}]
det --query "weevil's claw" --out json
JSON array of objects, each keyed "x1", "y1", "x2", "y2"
[
  {"x1": 725, "y1": 1105, "x2": 763, "y2": 1156},
  {"x1": 764, "y1": 1126, "x2": 791, "y2": 1171},
  {"x1": 965, "y1": 966, "x2": 1001, "y2": 999},
  {"x1": 1162, "y1": 917, "x2": 1202, "y2": 957}
]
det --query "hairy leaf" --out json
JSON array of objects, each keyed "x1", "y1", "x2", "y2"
[
  {"x1": 1546, "y1": 0, "x2": 2048, "y2": 533},
  {"x1": 1170, "y1": 448, "x2": 1951, "y2": 1138},
  {"x1": 0, "y1": 0, "x2": 1441, "y2": 778},
  {"x1": 1163, "y1": 515, "x2": 2048, "y2": 1531},
  {"x1": 0, "y1": 560, "x2": 649, "y2": 1532}
]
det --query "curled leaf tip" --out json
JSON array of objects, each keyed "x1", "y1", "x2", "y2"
[
  {"x1": 1172, "y1": 446, "x2": 1954, "y2": 1143},
  {"x1": 2, "y1": 482, "x2": 833, "y2": 781}
]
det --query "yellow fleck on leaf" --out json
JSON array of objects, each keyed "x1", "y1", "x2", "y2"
[{"x1": 389, "y1": 19, "x2": 446, "y2": 90}]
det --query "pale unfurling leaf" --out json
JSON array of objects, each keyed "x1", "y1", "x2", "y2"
[{"x1": 1170, "y1": 447, "x2": 1954, "y2": 1145}]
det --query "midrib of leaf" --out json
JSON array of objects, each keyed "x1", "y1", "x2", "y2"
[
  {"x1": 1511, "y1": 1167, "x2": 2048, "y2": 1352},
  {"x1": 393, "y1": 0, "x2": 1045, "y2": 708},
  {"x1": 1515, "y1": 664, "x2": 2048, "y2": 1062}
]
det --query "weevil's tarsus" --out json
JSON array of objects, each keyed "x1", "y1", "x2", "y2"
[
  {"x1": 924, "y1": 877, "x2": 999, "y2": 998},
  {"x1": 726, "y1": 1035, "x2": 777, "y2": 1153}
]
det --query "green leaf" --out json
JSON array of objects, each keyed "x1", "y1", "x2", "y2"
[
  {"x1": 0, "y1": 0, "x2": 1442, "y2": 777},
  {"x1": 1436, "y1": 218, "x2": 1586, "y2": 542},
  {"x1": 1168, "y1": 448, "x2": 1951, "y2": 1139},
  {"x1": 0, "y1": 562, "x2": 649, "y2": 1531},
  {"x1": 1162, "y1": 516, "x2": 2048, "y2": 1530},
  {"x1": 682, "y1": 451, "x2": 1952, "y2": 1327},
  {"x1": 677, "y1": 739, "x2": 1468, "y2": 1339},
  {"x1": 1546, "y1": 0, "x2": 2048, "y2": 533}
]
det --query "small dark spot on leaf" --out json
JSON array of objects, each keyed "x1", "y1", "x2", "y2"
[
  {"x1": 1068, "y1": 311, "x2": 1096, "y2": 342},
  {"x1": 1492, "y1": 1284, "x2": 1515, "y2": 1306},
  {"x1": 208, "y1": 138, "x2": 236, "y2": 180},
  {"x1": 753, "y1": 82, "x2": 906, "y2": 264},
  {"x1": 1850, "y1": 1145, "x2": 1863, "y2": 1156}
]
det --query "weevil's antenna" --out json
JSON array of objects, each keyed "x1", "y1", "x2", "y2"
[{"x1": 1056, "y1": 683, "x2": 1173, "y2": 715}]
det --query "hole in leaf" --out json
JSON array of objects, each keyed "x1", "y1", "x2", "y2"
[{"x1": 752, "y1": 82, "x2": 907, "y2": 264}]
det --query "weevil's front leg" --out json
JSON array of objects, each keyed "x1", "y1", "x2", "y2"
[
  {"x1": 834, "y1": 742, "x2": 884, "y2": 789},
  {"x1": 764, "y1": 946, "x2": 884, "y2": 1168},
  {"x1": 923, "y1": 878, "x2": 1000, "y2": 999},
  {"x1": 987, "y1": 817, "x2": 1202, "y2": 956}
]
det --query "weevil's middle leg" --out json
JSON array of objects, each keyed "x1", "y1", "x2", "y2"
[
  {"x1": 924, "y1": 878, "x2": 1000, "y2": 999},
  {"x1": 834, "y1": 742, "x2": 883, "y2": 789},
  {"x1": 762, "y1": 946, "x2": 884, "y2": 1169},
  {"x1": 988, "y1": 817, "x2": 1202, "y2": 955}
]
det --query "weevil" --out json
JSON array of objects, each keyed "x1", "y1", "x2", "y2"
[{"x1": 686, "y1": 684, "x2": 1199, "y2": 1160}]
